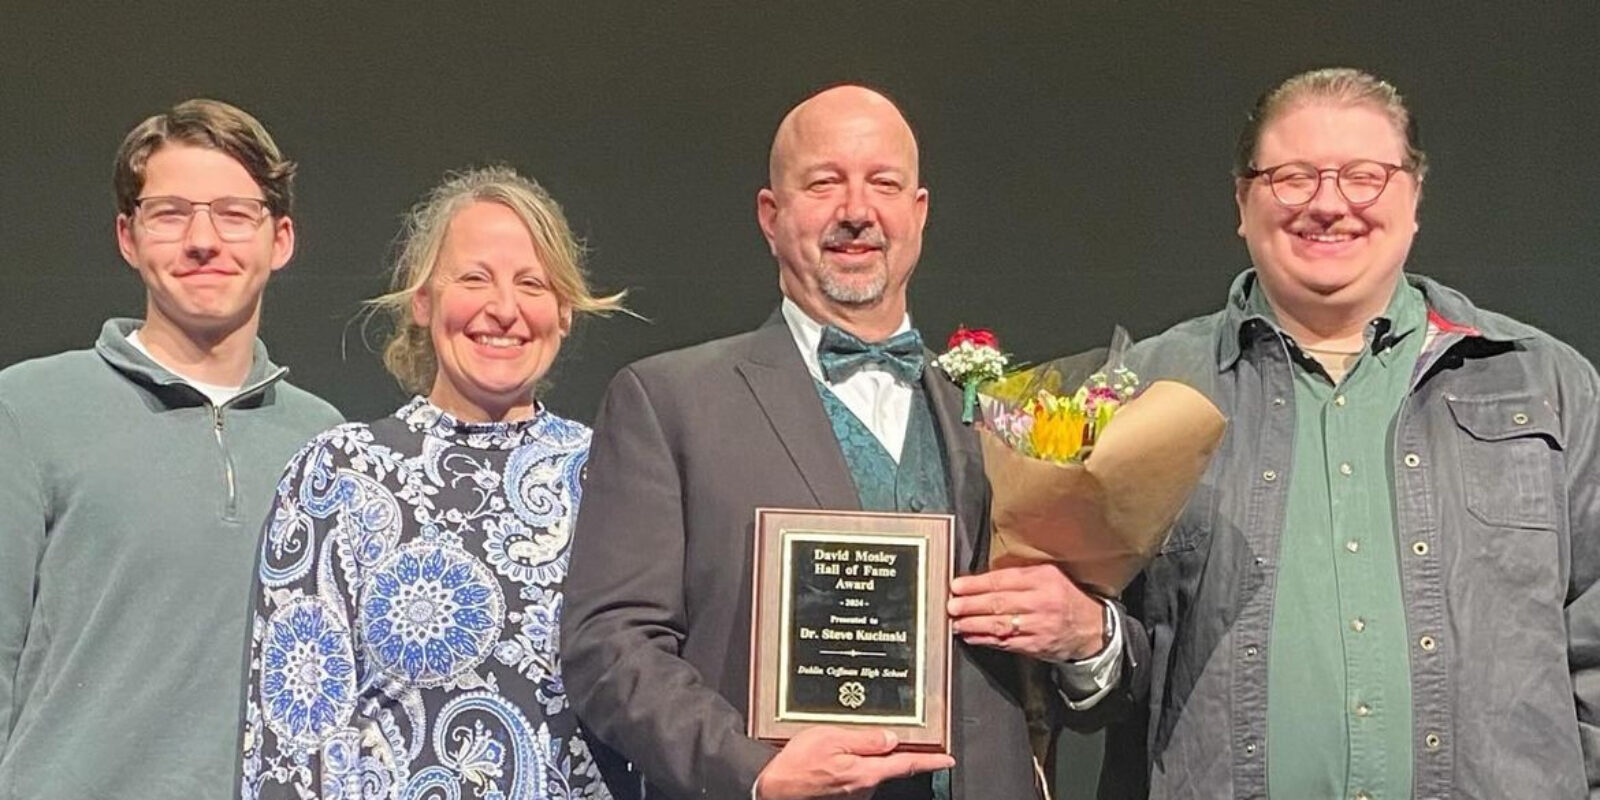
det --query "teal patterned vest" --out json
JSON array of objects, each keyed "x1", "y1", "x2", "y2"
[
  {"x1": 814, "y1": 380, "x2": 953, "y2": 800},
  {"x1": 814, "y1": 380, "x2": 952, "y2": 514}
]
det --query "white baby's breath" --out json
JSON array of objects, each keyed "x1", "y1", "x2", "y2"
[{"x1": 936, "y1": 342, "x2": 1008, "y2": 384}]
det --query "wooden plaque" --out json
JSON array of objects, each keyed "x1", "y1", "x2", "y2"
[{"x1": 748, "y1": 508, "x2": 953, "y2": 753}]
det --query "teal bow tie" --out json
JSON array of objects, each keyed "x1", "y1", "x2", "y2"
[{"x1": 817, "y1": 325, "x2": 926, "y2": 384}]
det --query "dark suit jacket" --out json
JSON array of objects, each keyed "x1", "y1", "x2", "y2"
[{"x1": 563, "y1": 316, "x2": 1057, "y2": 799}]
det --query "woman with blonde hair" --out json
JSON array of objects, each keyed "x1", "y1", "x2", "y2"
[{"x1": 240, "y1": 166, "x2": 624, "y2": 799}]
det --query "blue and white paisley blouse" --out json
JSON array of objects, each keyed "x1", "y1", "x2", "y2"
[{"x1": 241, "y1": 397, "x2": 611, "y2": 800}]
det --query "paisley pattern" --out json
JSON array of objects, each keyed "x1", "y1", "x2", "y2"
[
  {"x1": 242, "y1": 397, "x2": 609, "y2": 800},
  {"x1": 259, "y1": 597, "x2": 357, "y2": 749},
  {"x1": 362, "y1": 542, "x2": 505, "y2": 687}
]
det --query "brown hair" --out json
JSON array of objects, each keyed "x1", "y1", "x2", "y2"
[
  {"x1": 369, "y1": 165, "x2": 629, "y2": 394},
  {"x1": 1233, "y1": 67, "x2": 1428, "y2": 184},
  {"x1": 113, "y1": 98, "x2": 296, "y2": 217}
]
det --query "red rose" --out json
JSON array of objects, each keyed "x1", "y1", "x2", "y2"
[{"x1": 947, "y1": 326, "x2": 999, "y2": 350}]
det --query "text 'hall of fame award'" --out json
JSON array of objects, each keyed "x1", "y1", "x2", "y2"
[{"x1": 748, "y1": 508, "x2": 953, "y2": 752}]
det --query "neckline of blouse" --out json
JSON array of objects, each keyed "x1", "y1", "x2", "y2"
[{"x1": 397, "y1": 395, "x2": 564, "y2": 450}]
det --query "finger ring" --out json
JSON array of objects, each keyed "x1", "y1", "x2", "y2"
[{"x1": 1009, "y1": 614, "x2": 1022, "y2": 636}]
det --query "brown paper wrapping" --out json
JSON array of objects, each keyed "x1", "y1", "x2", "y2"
[{"x1": 981, "y1": 380, "x2": 1226, "y2": 597}]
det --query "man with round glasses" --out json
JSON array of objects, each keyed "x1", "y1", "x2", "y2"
[
  {"x1": 0, "y1": 99, "x2": 340, "y2": 799},
  {"x1": 1111, "y1": 68, "x2": 1600, "y2": 798}
]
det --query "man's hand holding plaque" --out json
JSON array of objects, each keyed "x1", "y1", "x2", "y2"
[
  {"x1": 947, "y1": 563, "x2": 1108, "y2": 661},
  {"x1": 753, "y1": 727, "x2": 955, "y2": 800}
]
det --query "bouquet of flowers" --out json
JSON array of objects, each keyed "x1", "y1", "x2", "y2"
[
  {"x1": 978, "y1": 328, "x2": 1139, "y2": 464},
  {"x1": 937, "y1": 327, "x2": 1225, "y2": 597}
]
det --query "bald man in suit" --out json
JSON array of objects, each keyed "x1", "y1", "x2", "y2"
[{"x1": 563, "y1": 85, "x2": 1146, "y2": 800}]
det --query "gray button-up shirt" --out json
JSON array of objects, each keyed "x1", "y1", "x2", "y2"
[{"x1": 1104, "y1": 271, "x2": 1600, "y2": 800}]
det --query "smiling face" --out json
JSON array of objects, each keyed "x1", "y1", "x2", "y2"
[
  {"x1": 757, "y1": 87, "x2": 928, "y2": 334},
  {"x1": 1237, "y1": 101, "x2": 1420, "y2": 325},
  {"x1": 115, "y1": 143, "x2": 294, "y2": 345},
  {"x1": 412, "y1": 200, "x2": 571, "y2": 422}
]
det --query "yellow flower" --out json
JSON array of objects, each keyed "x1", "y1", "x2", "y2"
[
  {"x1": 1089, "y1": 402, "x2": 1118, "y2": 445},
  {"x1": 985, "y1": 366, "x2": 1063, "y2": 406},
  {"x1": 1029, "y1": 404, "x2": 1087, "y2": 462}
]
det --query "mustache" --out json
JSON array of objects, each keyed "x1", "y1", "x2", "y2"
[{"x1": 820, "y1": 225, "x2": 886, "y2": 249}]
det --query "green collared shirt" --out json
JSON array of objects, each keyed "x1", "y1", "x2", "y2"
[{"x1": 1252, "y1": 280, "x2": 1426, "y2": 800}]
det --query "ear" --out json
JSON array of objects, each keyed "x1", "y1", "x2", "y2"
[
  {"x1": 911, "y1": 185, "x2": 929, "y2": 235},
  {"x1": 1408, "y1": 182, "x2": 1422, "y2": 235},
  {"x1": 756, "y1": 187, "x2": 780, "y2": 256},
  {"x1": 411, "y1": 283, "x2": 433, "y2": 328},
  {"x1": 1234, "y1": 180, "x2": 1250, "y2": 239},
  {"x1": 269, "y1": 215, "x2": 296, "y2": 272},
  {"x1": 116, "y1": 214, "x2": 138, "y2": 267},
  {"x1": 559, "y1": 302, "x2": 573, "y2": 338}
]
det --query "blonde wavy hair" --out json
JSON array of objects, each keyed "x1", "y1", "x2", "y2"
[{"x1": 370, "y1": 166, "x2": 627, "y2": 394}]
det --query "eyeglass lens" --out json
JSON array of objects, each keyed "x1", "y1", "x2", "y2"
[
  {"x1": 1267, "y1": 161, "x2": 1395, "y2": 206},
  {"x1": 138, "y1": 197, "x2": 268, "y2": 241}
]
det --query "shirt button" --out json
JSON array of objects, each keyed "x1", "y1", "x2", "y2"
[
  {"x1": 1338, "y1": 462, "x2": 1353, "y2": 476},
  {"x1": 1354, "y1": 792, "x2": 1372, "y2": 800},
  {"x1": 1272, "y1": 397, "x2": 1286, "y2": 407},
  {"x1": 908, "y1": 498, "x2": 925, "y2": 512},
  {"x1": 1413, "y1": 541, "x2": 1430, "y2": 556},
  {"x1": 1245, "y1": 645, "x2": 1259, "y2": 657},
  {"x1": 1345, "y1": 540, "x2": 1361, "y2": 553},
  {"x1": 1244, "y1": 740, "x2": 1258, "y2": 755},
  {"x1": 1419, "y1": 635, "x2": 1437, "y2": 652},
  {"x1": 1355, "y1": 703, "x2": 1372, "y2": 717},
  {"x1": 1425, "y1": 732, "x2": 1442, "y2": 750},
  {"x1": 1351, "y1": 617, "x2": 1366, "y2": 632},
  {"x1": 1404, "y1": 453, "x2": 1421, "y2": 468},
  {"x1": 1513, "y1": 412, "x2": 1530, "y2": 425},
  {"x1": 1254, "y1": 556, "x2": 1267, "y2": 567},
  {"x1": 1334, "y1": 394, "x2": 1347, "y2": 406},
  {"x1": 1263, "y1": 470, "x2": 1278, "y2": 482}
]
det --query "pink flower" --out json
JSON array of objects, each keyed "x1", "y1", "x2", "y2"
[{"x1": 1083, "y1": 386, "x2": 1121, "y2": 412}]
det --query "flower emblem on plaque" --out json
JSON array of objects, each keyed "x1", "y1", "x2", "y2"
[{"x1": 838, "y1": 681, "x2": 867, "y2": 709}]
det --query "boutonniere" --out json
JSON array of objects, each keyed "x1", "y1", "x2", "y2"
[{"x1": 934, "y1": 325, "x2": 1009, "y2": 424}]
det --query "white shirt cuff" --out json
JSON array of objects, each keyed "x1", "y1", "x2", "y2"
[{"x1": 1053, "y1": 601, "x2": 1125, "y2": 711}]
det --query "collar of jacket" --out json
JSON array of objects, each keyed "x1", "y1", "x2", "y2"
[
  {"x1": 93, "y1": 317, "x2": 288, "y2": 408},
  {"x1": 1213, "y1": 269, "x2": 1541, "y2": 372}
]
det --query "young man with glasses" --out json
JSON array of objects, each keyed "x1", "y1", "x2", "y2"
[
  {"x1": 1104, "y1": 67, "x2": 1600, "y2": 799},
  {"x1": 0, "y1": 99, "x2": 341, "y2": 799}
]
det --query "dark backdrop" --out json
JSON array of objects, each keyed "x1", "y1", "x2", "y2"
[
  {"x1": 6, "y1": 5, "x2": 1598, "y2": 423},
  {"x1": 4, "y1": 3, "x2": 1598, "y2": 794}
]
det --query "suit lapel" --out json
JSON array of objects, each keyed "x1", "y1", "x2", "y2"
[
  {"x1": 735, "y1": 320, "x2": 861, "y2": 511},
  {"x1": 923, "y1": 360, "x2": 987, "y2": 573}
]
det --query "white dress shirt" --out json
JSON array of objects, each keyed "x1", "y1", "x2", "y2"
[{"x1": 781, "y1": 298, "x2": 915, "y2": 462}]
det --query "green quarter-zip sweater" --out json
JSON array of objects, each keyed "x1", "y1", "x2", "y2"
[{"x1": 0, "y1": 319, "x2": 341, "y2": 799}]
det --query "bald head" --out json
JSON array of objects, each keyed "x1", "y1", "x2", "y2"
[
  {"x1": 768, "y1": 85, "x2": 920, "y2": 189},
  {"x1": 756, "y1": 84, "x2": 929, "y2": 342}
]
